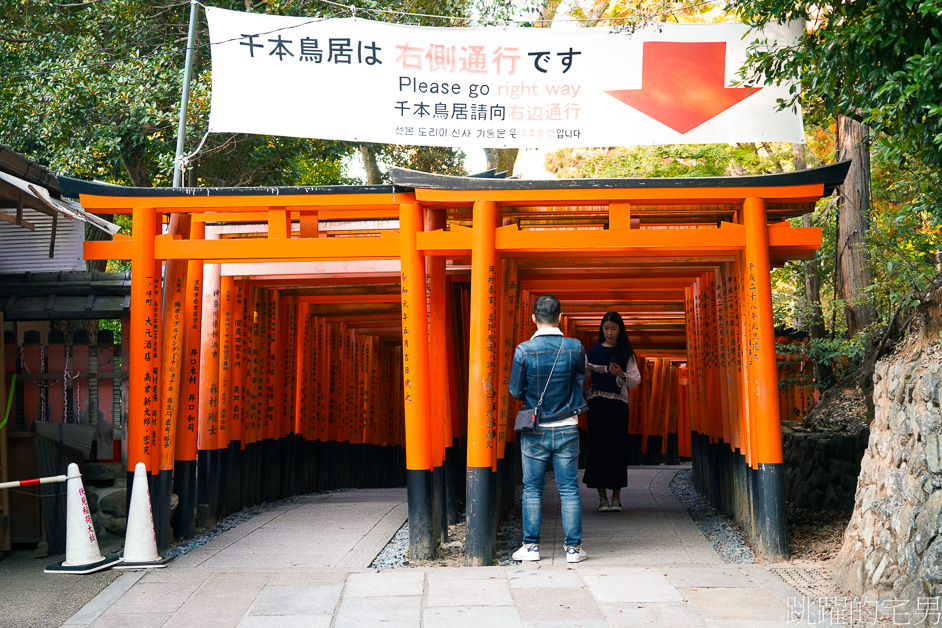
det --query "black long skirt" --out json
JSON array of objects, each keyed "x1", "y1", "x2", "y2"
[{"x1": 582, "y1": 396, "x2": 629, "y2": 490}]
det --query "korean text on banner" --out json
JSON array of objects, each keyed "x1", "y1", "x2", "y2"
[{"x1": 205, "y1": 8, "x2": 804, "y2": 149}]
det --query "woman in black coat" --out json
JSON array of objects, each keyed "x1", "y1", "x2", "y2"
[{"x1": 583, "y1": 312, "x2": 641, "y2": 512}]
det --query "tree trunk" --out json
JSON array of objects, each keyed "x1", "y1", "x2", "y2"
[
  {"x1": 120, "y1": 144, "x2": 152, "y2": 187},
  {"x1": 360, "y1": 145, "x2": 383, "y2": 184},
  {"x1": 794, "y1": 143, "x2": 833, "y2": 385},
  {"x1": 536, "y1": 0, "x2": 563, "y2": 25},
  {"x1": 84, "y1": 215, "x2": 115, "y2": 274},
  {"x1": 585, "y1": 0, "x2": 610, "y2": 23},
  {"x1": 483, "y1": 148, "x2": 519, "y2": 176},
  {"x1": 480, "y1": 0, "x2": 565, "y2": 176},
  {"x1": 837, "y1": 116, "x2": 877, "y2": 337}
]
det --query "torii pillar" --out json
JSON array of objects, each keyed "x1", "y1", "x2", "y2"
[
  {"x1": 466, "y1": 200, "x2": 499, "y2": 566},
  {"x1": 743, "y1": 197, "x2": 787, "y2": 559},
  {"x1": 399, "y1": 202, "x2": 435, "y2": 560}
]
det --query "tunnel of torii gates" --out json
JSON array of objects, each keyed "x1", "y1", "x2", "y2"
[{"x1": 68, "y1": 160, "x2": 850, "y2": 564}]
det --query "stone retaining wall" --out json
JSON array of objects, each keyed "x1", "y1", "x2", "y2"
[
  {"x1": 782, "y1": 428, "x2": 868, "y2": 513},
  {"x1": 835, "y1": 350, "x2": 942, "y2": 623},
  {"x1": 82, "y1": 462, "x2": 127, "y2": 547}
]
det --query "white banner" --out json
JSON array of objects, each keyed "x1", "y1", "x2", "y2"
[{"x1": 206, "y1": 8, "x2": 804, "y2": 148}]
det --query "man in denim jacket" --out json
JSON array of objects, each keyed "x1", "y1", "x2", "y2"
[{"x1": 509, "y1": 295, "x2": 589, "y2": 563}]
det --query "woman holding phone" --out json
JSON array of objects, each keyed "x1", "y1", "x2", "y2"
[{"x1": 583, "y1": 312, "x2": 642, "y2": 512}]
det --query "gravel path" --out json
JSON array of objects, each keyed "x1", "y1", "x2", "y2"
[
  {"x1": 668, "y1": 468, "x2": 757, "y2": 563},
  {"x1": 370, "y1": 520, "x2": 410, "y2": 570}
]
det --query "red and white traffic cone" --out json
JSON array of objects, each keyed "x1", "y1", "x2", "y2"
[
  {"x1": 45, "y1": 463, "x2": 121, "y2": 574},
  {"x1": 115, "y1": 462, "x2": 172, "y2": 569}
]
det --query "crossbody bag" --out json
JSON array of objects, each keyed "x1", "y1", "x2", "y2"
[{"x1": 513, "y1": 338, "x2": 564, "y2": 433}]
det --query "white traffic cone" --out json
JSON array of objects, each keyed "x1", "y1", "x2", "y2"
[
  {"x1": 45, "y1": 463, "x2": 121, "y2": 574},
  {"x1": 115, "y1": 462, "x2": 172, "y2": 569}
]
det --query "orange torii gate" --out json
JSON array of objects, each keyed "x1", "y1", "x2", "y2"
[{"x1": 68, "y1": 160, "x2": 849, "y2": 563}]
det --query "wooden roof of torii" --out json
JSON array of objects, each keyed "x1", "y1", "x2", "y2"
[
  {"x1": 72, "y1": 160, "x2": 848, "y2": 266},
  {"x1": 62, "y1": 160, "x2": 849, "y2": 218}
]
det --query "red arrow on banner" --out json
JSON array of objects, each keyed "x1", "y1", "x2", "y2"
[{"x1": 605, "y1": 41, "x2": 762, "y2": 134}]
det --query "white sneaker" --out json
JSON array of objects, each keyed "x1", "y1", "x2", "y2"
[
  {"x1": 565, "y1": 546, "x2": 588, "y2": 564},
  {"x1": 512, "y1": 543, "x2": 540, "y2": 561}
]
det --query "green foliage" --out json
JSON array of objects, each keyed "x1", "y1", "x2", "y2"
[
  {"x1": 865, "y1": 140, "x2": 942, "y2": 315},
  {"x1": 377, "y1": 145, "x2": 468, "y2": 178},
  {"x1": 545, "y1": 142, "x2": 793, "y2": 178},
  {"x1": 727, "y1": 0, "x2": 942, "y2": 224},
  {"x1": 770, "y1": 120, "x2": 940, "y2": 335},
  {"x1": 98, "y1": 318, "x2": 122, "y2": 337},
  {"x1": 776, "y1": 336, "x2": 867, "y2": 387},
  {"x1": 0, "y1": 0, "x2": 478, "y2": 187}
]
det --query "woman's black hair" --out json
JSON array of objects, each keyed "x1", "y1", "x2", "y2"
[{"x1": 597, "y1": 311, "x2": 635, "y2": 365}]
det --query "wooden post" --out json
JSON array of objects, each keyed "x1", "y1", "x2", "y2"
[
  {"x1": 0, "y1": 313, "x2": 9, "y2": 552},
  {"x1": 229, "y1": 280, "x2": 245, "y2": 512},
  {"x1": 22, "y1": 333, "x2": 41, "y2": 431},
  {"x1": 95, "y1": 330, "x2": 116, "y2": 461},
  {"x1": 466, "y1": 199, "x2": 499, "y2": 566},
  {"x1": 272, "y1": 291, "x2": 286, "y2": 497},
  {"x1": 398, "y1": 201, "x2": 434, "y2": 560},
  {"x1": 743, "y1": 196, "x2": 787, "y2": 559},
  {"x1": 197, "y1": 261, "x2": 221, "y2": 522},
  {"x1": 425, "y1": 208, "x2": 448, "y2": 544},
  {"x1": 315, "y1": 315, "x2": 329, "y2": 491},
  {"x1": 173, "y1": 220, "x2": 203, "y2": 539},
  {"x1": 129, "y1": 207, "x2": 161, "y2": 498},
  {"x1": 154, "y1": 217, "x2": 188, "y2": 547},
  {"x1": 296, "y1": 302, "x2": 313, "y2": 492},
  {"x1": 47, "y1": 332, "x2": 65, "y2": 423},
  {"x1": 260, "y1": 289, "x2": 276, "y2": 499},
  {"x1": 496, "y1": 258, "x2": 519, "y2": 520},
  {"x1": 285, "y1": 297, "x2": 300, "y2": 495},
  {"x1": 217, "y1": 275, "x2": 234, "y2": 516},
  {"x1": 246, "y1": 286, "x2": 264, "y2": 506}
]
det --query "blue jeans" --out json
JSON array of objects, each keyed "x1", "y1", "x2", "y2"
[{"x1": 520, "y1": 425, "x2": 582, "y2": 547}]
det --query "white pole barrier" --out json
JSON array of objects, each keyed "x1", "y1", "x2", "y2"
[{"x1": 0, "y1": 474, "x2": 72, "y2": 490}]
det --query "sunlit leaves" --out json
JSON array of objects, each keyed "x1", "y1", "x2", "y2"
[{"x1": 728, "y1": 0, "x2": 942, "y2": 224}]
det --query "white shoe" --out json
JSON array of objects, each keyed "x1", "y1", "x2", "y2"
[
  {"x1": 512, "y1": 543, "x2": 540, "y2": 561},
  {"x1": 565, "y1": 546, "x2": 588, "y2": 563}
]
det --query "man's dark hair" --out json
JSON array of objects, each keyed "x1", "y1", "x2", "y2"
[{"x1": 533, "y1": 295, "x2": 561, "y2": 324}]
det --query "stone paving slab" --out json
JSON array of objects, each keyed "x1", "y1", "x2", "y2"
[
  {"x1": 599, "y1": 600, "x2": 708, "y2": 627},
  {"x1": 427, "y1": 575, "x2": 515, "y2": 606},
  {"x1": 333, "y1": 595, "x2": 423, "y2": 627},
  {"x1": 245, "y1": 583, "x2": 343, "y2": 615},
  {"x1": 580, "y1": 568, "x2": 686, "y2": 603},
  {"x1": 423, "y1": 605, "x2": 526, "y2": 628},
  {"x1": 512, "y1": 586, "x2": 607, "y2": 623},
  {"x1": 507, "y1": 567, "x2": 584, "y2": 588},
  {"x1": 665, "y1": 565, "x2": 757, "y2": 588},
  {"x1": 344, "y1": 570, "x2": 424, "y2": 597},
  {"x1": 681, "y1": 586, "x2": 790, "y2": 621},
  {"x1": 65, "y1": 467, "x2": 818, "y2": 627},
  {"x1": 238, "y1": 615, "x2": 332, "y2": 628},
  {"x1": 89, "y1": 611, "x2": 174, "y2": 628}
]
